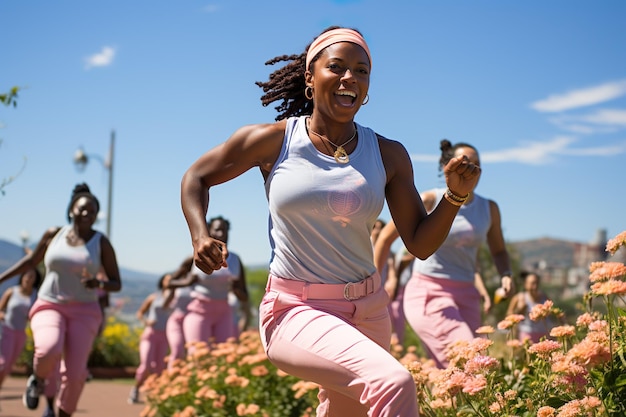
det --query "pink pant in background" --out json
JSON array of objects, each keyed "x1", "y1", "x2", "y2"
[
  {"x1": 135, "y1": 327, "x2": 169, "y2": 384},
  {"x1": 0, "y1": 325, "x2": 27, "y2": 385},
  {"x1": 183, "y1": 298, "x2": 234, "y2": 349},
  {"x1": 166, "y1": 309, "x2": 187, "y2": 368},
  {"x1": 387, "y1": 286, "x2": 406, "y2": 345},
  {"x1": 260, "y1": 274, "x2": 419, "y2": 417},
  {"x1": 403, "y1": 274, "x2": 481, "y2": 369},
  {"x1": 29, "y1": 299, "x2": 102, "y2": 414}
]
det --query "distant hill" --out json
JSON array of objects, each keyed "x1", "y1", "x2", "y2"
[{"x1": 511, "y1": 237, "x2": 580, "y2": 269}]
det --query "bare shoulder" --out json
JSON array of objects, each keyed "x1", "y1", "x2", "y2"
[
  {"x1": 227, "y1": 119, "x2": 287, "y2": 173},
  {"x1": 376, "y1": 133, "x2": 412, "y2": 180}
]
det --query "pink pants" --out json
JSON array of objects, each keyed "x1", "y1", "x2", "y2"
[
  {"x1": 166, "y1": 309, "x2": 187, "y2": 368},
  {"x1": 135, "y1": 327, "x2": 169, "y2": 384},
  {"x1": 403, "y1": 274, "x2": 481, "y2": 369},
  {"x1": 29, "y1": 299, "x2": 102, "y2": 414},
  {"x1": 260, "y1": 275, "x2": 418, "y2": 417},
  {"x1": 0, "y1": 325, "x2": 26, "y2": 385},
  {"x1": 387, "y1": 286, "x2": 406, "y2": 345},
  {"x1": 182, "y1": 298, "x2": 234, "y2": 349}
]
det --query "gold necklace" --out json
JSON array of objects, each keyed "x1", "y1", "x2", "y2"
[{"x1": 307, "y1": 118, "x2": 357, "y2": 164}]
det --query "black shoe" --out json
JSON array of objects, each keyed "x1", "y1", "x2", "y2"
[
  {"x1": 23, "y1": 374, "x2": 43, "y2": 410},
  {"x1": 42, "y1": 406, "x2": 56, "y2": 417}
]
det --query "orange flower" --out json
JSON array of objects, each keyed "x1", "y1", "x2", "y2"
[
  {"x1": 529, "y1": 300, "x2": 554, "y2": 321},
  {"x1": 537, "y1": 406, "x2": 556, "y2": 417},
  {"x1": 550, "y1": 325, "x2": 576, "y2": 338},
  {"x1": 605, "y1": 230, "x2": 626, "y2": 255},
  {"x1": 575, "y1": 313, "x2": 595, "y2": 327},
  {"x1": 464, "y1": 355, "x2": 499, "y2": 374},
  {"x1": 497, "y1": 314, "x2": 525, "y2": 330},
  {"x1": 528, "y1": 340, "x2": 561, "y2": 359},
  {"x1": 462, "y1": 374, "x2": 487, "y2": 395},
  {"x1": 591, "y1": 279, "x2": 626, "y2": 295},
  {"x1": 588, "y1": 261, "x2": 626, "y2": 282},
  {"x1": 566, "y1": 338, "x2": 611, "y2": 368},
  {"x1": 475, "y1": 325, "x2": 495, "y2": 334}
]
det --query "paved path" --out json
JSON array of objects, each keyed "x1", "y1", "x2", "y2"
[{"x1": 1, "y1": 375, "x2": 145, "y2": 417}]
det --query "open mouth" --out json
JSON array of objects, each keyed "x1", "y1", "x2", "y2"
[{"x1": 335, "y1": 90, "x2": 357, "y2": 106}]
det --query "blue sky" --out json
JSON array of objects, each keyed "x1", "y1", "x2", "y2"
[{"x1": 2, "y1": 1, "x2": 625, "y2": 275}]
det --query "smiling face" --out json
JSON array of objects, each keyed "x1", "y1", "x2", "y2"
[
  {"x1": 209, "y1": 219, "x2": 230, "y2": 245},
  {"x1": 306, "y1": 42, "x2": 370, "y2": 123},
  {"x1": 70, "y1": 196, "x2": 99, "y2": 228}
]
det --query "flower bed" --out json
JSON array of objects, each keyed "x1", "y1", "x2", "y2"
[{"x1": 140, "y1": 231, "x2": 626, "y2": 417}]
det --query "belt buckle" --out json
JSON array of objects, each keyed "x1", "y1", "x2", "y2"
[{"x1": 343, "y1": 282, "x2": 359, "y2": 301}]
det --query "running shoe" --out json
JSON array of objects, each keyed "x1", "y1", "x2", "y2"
[{"x1": 23, "y1": 374, "x2": 43, "y2": 410}]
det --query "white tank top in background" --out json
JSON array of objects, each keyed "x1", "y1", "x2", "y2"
[
  {"x1": 39, "y1": 225, "x2": 102, "y2": 303},
  {"x1": 4, "y1": 286, "x2": 36, "y2": 330},
  {"x1": 145, "y1": 292, "x2": 172, "y2": 332},
  {"x1": 265, "y1": 116, "x2": 386, "y2": 284},
  {"x1": 412, "y1": 188, "x2": 491, "y2": 283},
  {"x1": 190, "y1": 252, "x2": 241, "y2": 300}
]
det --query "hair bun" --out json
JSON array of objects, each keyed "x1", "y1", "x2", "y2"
[{"x1": 72, "y1": 183, "x2": 91, "y2": 196}]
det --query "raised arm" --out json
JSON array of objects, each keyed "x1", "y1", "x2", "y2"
[
  {"x1": 379, "y1": 137, "x2": 480, "y2": 260},
  {"x1": 0, "y1": 227, "x2": 59, "y2": 284}
]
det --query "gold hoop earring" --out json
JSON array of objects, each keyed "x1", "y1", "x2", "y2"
[
  {"x1": 305, "y1": 86, "x2": 313, "y2": 100},
  {"x1": 362, "y1": 94, "x2": 369, "y2": 105}
]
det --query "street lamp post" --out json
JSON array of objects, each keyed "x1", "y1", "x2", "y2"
[{"x1": 73, "y1": 130, "x2": 115, "y2": 238}]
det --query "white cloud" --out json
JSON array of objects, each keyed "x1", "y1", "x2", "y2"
[
  {"x1": 548, "y1": 108, "x2": 626, "y2": 134},
  {"x1": 410, "y1": 136, "x2": 626, "y2": 165},
  {"x1": 531, "y1": 80, "x2": 626, "y2": 113},
  {"x1": 84, "y1": 46, "x2": 116, "y2": 70}
]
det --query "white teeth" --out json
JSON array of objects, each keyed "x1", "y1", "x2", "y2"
[{"x1": 336, "y1": 90, "x2": 356, "y2": 98}]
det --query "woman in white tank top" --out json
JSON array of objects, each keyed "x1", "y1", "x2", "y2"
[
  {"x1": 180, "y1": 27, "x2": 481, "y2": 416},
  {"x1": 0, "y1": 183, "x2": 122, "y2": 417}
]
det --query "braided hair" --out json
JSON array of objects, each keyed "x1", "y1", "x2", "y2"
[
  {"x1": 438, "y1": 139, "x2": 479, "y2": 173},
  {"x1": 256, "y1": 25, "x2": 363, "y2": 121},
  {"x1": 66, "y1": 183, "x2": 100, "y2": 222}
]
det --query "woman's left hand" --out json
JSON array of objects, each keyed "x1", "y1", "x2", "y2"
[{"x1": 443, "y1": 155, "x2": 481, "y2": 196}]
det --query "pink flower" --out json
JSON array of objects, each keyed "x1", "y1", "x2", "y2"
[
  {"x1": 462, "y1": 374, "x2": 487, "y2": 395},
  {"x1": 529, "y1": 300, "x2": 554, "y2": 321},
  {"x1": 497, "y1": 314, "x2": 525, "y2": 330},
  {"x1": 588, "y1": 261, "x2": 626, "y2": 282},
  {"x1": 506, "y1": 339, "x2": 523, "y2": 348},
  {"x1": 566, "y1": 338, "x2": 611, "y2": 368},
  {"x1": 464, "y1": 355, "x2": 499, "y2": 374},
  {"x1": 591, "y1": 279, "x2": 626, "y2": 295},
  {"x1": 528, "y1": 340, "x2": 561, "y2": 359},
  {"x1": 550, "y1": 325, "x2": 576, "y2": 338},
  {"x1": 606, "y1": 230, "x2": 626, "y2": 255},
  {"x1": 575, "y1": 313, "x2": 595, "y2": 327},
  {"x1": 475, "y1": 325, "x2": 495, "y2": 334},
  {"x1": 537, "y1": 406, "x2": 556, "y2": 417}
]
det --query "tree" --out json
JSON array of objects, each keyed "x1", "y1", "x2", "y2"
[{"x1": 1, "y1": 86, "x2": 25, "y2": 196}]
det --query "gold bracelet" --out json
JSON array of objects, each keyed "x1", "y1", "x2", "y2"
[
  {"x1": 445, "y1": 188, "x2": 469, "y2": 203},
  {"x1": 443, "y1": 192, "x2": 464, "y2": 207}
]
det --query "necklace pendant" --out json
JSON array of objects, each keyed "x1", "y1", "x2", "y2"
[{"x1": 334, "y1": 146, "x2": 350, "y2": 164}]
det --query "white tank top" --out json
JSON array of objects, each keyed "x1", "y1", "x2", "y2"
[
  {"x1": 412, "y1": 188, "x2": 491, "y2": 283},
  {"x1": 4, "y1": 286, "x2": 35, "y2": 330},
  {"x1": 39, "y1": 225, "x2": 102, "y2": 303},
  {"x1": 190, "y1": 252, "x2": 241, "y2": 300},
  {"x1": 265, "y1": 116, "x2": 386, "y2": 284}
]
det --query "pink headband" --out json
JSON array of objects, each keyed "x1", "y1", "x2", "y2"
[{"x1": 305, "y1": 28, "x2": 372, "y2": 71}]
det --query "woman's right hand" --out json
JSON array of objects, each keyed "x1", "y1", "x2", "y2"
[{"x1": 193, "y1": 236, "x2": 229, "y2": 275}]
